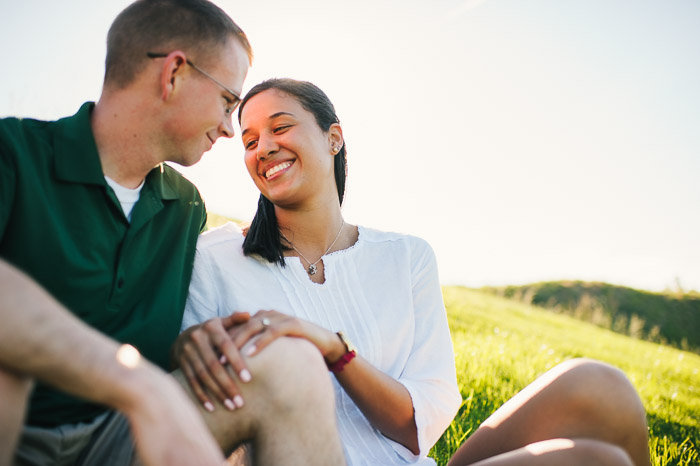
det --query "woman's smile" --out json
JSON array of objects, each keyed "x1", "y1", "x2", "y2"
[{"x1": 264, "y1": 160, "x2": 294, "y2": 180}]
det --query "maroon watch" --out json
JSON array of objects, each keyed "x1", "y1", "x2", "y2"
[{"x1": 327, "y1": 331, "x2": 356, "y2": 373}]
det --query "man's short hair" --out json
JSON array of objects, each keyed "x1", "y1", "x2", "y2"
[{"x1": 105, "y1": 0, "x2": 253, "y2": 88}]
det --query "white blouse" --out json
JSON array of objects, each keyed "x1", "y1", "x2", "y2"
[{"x1": 182, "y1": 223, "x2": 461, "y2": 465}]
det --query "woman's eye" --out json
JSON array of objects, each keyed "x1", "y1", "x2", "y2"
[
  {"x1": 273, "y1": 125, "x2": 290, "y2": 133},
  {"x1": 245, "y1": 140, "x2": 258, "y2": 150}
]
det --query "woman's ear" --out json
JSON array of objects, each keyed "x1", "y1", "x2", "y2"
[
  {"x1": 159, "y1": 51, "x2": 188, "y2": 101},
  {"x1": 328, "y1": 123, "x2": 344, "y2": 154}
]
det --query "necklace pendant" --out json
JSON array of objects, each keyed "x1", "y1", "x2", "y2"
[{"x1": 308, "y1": 264, "x2": 317, "y2": 275}]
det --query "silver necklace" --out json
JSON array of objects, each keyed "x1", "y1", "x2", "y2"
[{"x1": 281, "y1": 220, "x2": 345, "y2": 275}]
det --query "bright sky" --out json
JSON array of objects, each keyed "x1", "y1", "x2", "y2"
[{"x1": 3, "y1": 0, "x2": 699, "y2": 293}]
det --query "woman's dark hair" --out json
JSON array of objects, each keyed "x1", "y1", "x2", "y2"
[{"x1": 237, "y1": 78, "x2": 348, "y2": 265}]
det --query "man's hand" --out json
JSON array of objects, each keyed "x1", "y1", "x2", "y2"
[
  {"x1": 0, "y1": 260, "x2": 226, "y2": 465},
  {"x1": 121, "y1": 361, "x2": 225, "y2": 466},
  {"x1": 174, "y1": 313, "x2": 252, "y2": 412}
]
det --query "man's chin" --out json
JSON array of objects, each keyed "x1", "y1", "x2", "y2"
[{"x1": 167, "y1": 153, "x2": 204, "y2": 168}]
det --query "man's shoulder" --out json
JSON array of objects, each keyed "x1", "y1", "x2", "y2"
[
  {"x1": 0, "y1": 105, "x2": 93, "y2": 157},
  {"x1": 158, "y1": 163, "x2": 203, "y2": 199},
  {"x1": 0, "y1": 115, "x2": 54, "y2": 146},
  {"x1": 0, "y1": 116, "x2": 59, "y2": 176},
  {"x1": 160, "y1": 163, "x2": 195, "y2": 186},
  {"x1": 0, "y1": 115, "x2": 52, "y2": 130}
]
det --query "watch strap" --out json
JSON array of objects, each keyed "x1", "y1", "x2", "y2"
[{"x1": 327, "y1": 331, "x2": 356, "y2": 373}]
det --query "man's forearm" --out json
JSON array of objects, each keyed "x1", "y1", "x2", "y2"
[
  {"x1": 0, "y1": 259, "x2": 225, "y2": 465},
  {"x1": 0, "y1": 259, "x2": 153, "y2": 412}
]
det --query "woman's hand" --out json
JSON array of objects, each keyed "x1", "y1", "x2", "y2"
[
  {"x1": 173, "y1": 312, "x2": 252, "y2": 412},
  {"x1": 231, "y1": 310, "x2": 419, "y2": 453},
  {"x1": 229, "y1": 310, "x2": 343, "y2": 363}
]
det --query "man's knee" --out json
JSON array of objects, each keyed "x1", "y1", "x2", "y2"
[
  {"x1": 0, "y1": 366, "x2": 34, "y2": 466},
  {"x1": 214, "y1": 337, "x2": 336, "y2": 451},
  {"x1": 0, "y1": 366, "x2": 33, "y2": 409},
  {"x1": 248, "y1": 337, "x2": 333, "y2": 408}
]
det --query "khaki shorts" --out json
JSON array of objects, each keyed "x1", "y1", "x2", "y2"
[
  {"x1": 14, "y1": 411, "x2": 135, "y2": 466},
  {"x1": 14, "y1": 411, "x2": 253, "y2": 466}
]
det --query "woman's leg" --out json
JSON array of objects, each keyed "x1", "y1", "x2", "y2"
[
  {"x1": 448, "y1": 359, "x2": 650, "y2": 466},
  {"x1": 466, "y1": 438, "x2": 634, "y2": 466}
]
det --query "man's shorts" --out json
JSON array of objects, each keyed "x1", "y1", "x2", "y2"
[{"x1": 14, "y1": 411, "x2": 135, "y2": 466}]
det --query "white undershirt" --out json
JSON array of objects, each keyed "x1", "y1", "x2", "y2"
[{"x1": 104, "y1": 176, "x2": 145, "y2": 222}]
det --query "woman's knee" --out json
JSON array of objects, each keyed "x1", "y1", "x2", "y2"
[
  {"x1": 557, "y1": 359, "x2": 630, "y2": 390},
  {"x1": 560, "y1": 359, "x2": 635, "y2": 397},
  {"x1": 572, "y1": 438, "x2": 635, "y2": 466},
  {"x1": 552, "y1": 359, "x2": 645, "y2": 424}
]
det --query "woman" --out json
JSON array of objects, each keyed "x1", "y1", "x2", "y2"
[
  {"x1": 181, "y1": 78, "x2": 460, "y2": 464},
  {"x1": 177, "y1": 79, "x2": 650, "y2": 465}
]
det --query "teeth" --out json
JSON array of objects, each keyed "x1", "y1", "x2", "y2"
[{"x1": 265, "y1": 161, "x2": 292, "y2": 178}]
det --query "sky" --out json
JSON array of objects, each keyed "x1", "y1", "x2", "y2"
[{"x1": 2, "y1": 0, "x2": 699, "y2": 293}]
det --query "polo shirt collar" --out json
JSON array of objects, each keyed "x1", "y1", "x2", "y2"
[
  {"x1": 148, "y1": 164, "x2": 181, "y2": 201},
  {"x1": 53, "y1": 102, "x2": 105, "y2": 186},
  {"x1": 53, "y1": 102, "x2": 181, "y2": 201}
]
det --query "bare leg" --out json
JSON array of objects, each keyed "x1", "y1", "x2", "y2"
[
  {"x1": 173, "y1": 337, "x2": 346, "y2": 466},
  {"x1": 448, "y1": 359, "x2": 650, "y2": 466},
  {"x1": 0, "y1": 367, "x2": 33, "y2": 466},
  {"x1": 467, "y1": 438, "x2": 633, "y2": 466}
]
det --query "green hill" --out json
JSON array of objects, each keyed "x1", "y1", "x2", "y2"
[
  {"x1": 481, "y1": 281, "x2": 700, "y2": 354},
  {"x1": 431, "y1": 287, "x2": 699, "y2": 466}
]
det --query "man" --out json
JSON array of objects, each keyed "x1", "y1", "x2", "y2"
[{"x1": 0, "y1": 1, "x2": 345, "y2": 465}]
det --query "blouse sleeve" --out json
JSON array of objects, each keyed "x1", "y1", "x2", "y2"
[
  {"x1": 180, "y1": 244, "x2": 223, "y2": 332},
  {"x1": 396, "y1": 238, "x2": 462, "y2": 459}
]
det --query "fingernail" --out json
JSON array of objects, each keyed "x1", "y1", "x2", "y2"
[
  {"x1": 244, "y1": 345, "x2": 256, "y2": 357},
  {"x1": 204, "y1": 401, "x2": 215, "y2": 412},
  {"x1": 234, "y1": 395, "x2": 245, "y2": 408},
  {"x1": 240, "y1": 369, "x2": 251, "y2": 383},
  {"x1": 224, "y1": 399, "x2": 236, "y2": 411},
  {"x1": 219, "y1": 355, "x2": 227, "y2": 364}
]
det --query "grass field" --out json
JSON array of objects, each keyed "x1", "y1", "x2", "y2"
[{"x1": 430, "y1": 287, "x2": 700, "y2": 466}]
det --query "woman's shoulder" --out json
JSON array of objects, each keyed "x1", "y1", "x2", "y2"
[
  {"x1": 358, "y1": 226, "x2": 436, "y2": 272},
  {"x1": 359, "y1": 225, "x2": 432, "y2": 250},
  {"x1": 196, "y1": 222, "x2": 245, "y2": 252}
]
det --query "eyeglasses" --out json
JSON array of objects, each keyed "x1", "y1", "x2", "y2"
[{"x1": 147, "y1": 52, "x2": 241, "y2": 116}]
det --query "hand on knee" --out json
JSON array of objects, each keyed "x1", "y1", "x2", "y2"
[{"x1": 245, "y1": 337, "x2": 334, "y2": 411}]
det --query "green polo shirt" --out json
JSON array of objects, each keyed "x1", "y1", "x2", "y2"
[{"x1": 0, "y1": 103, "x2": 207, "y2": 427}]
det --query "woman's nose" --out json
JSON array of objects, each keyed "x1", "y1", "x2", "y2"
[{"x1": 256, "y1": 134, "x2": 278, "y2": 160}]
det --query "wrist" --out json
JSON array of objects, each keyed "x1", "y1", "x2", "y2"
[
  {"x1": 104, "y1": 345, "x2": 168, "y2": 415},
  {"x1": 326, "y1": 332, "x2": 356, "y2": 373},
  {"x1": 323, "y1": 332, "x2": 347, "y2": 364}
]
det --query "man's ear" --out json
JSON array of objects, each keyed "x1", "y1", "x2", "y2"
[
  {"x1": 328, "y1": 123, "x2": 344, "y2": 154},
  {"x1": 159, "y1": 51, "x2": 188, "y2": 101}
]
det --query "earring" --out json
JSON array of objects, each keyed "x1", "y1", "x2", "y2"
[{"x1": 331, "y1": 145, "x2": 338, "y2": 153}]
